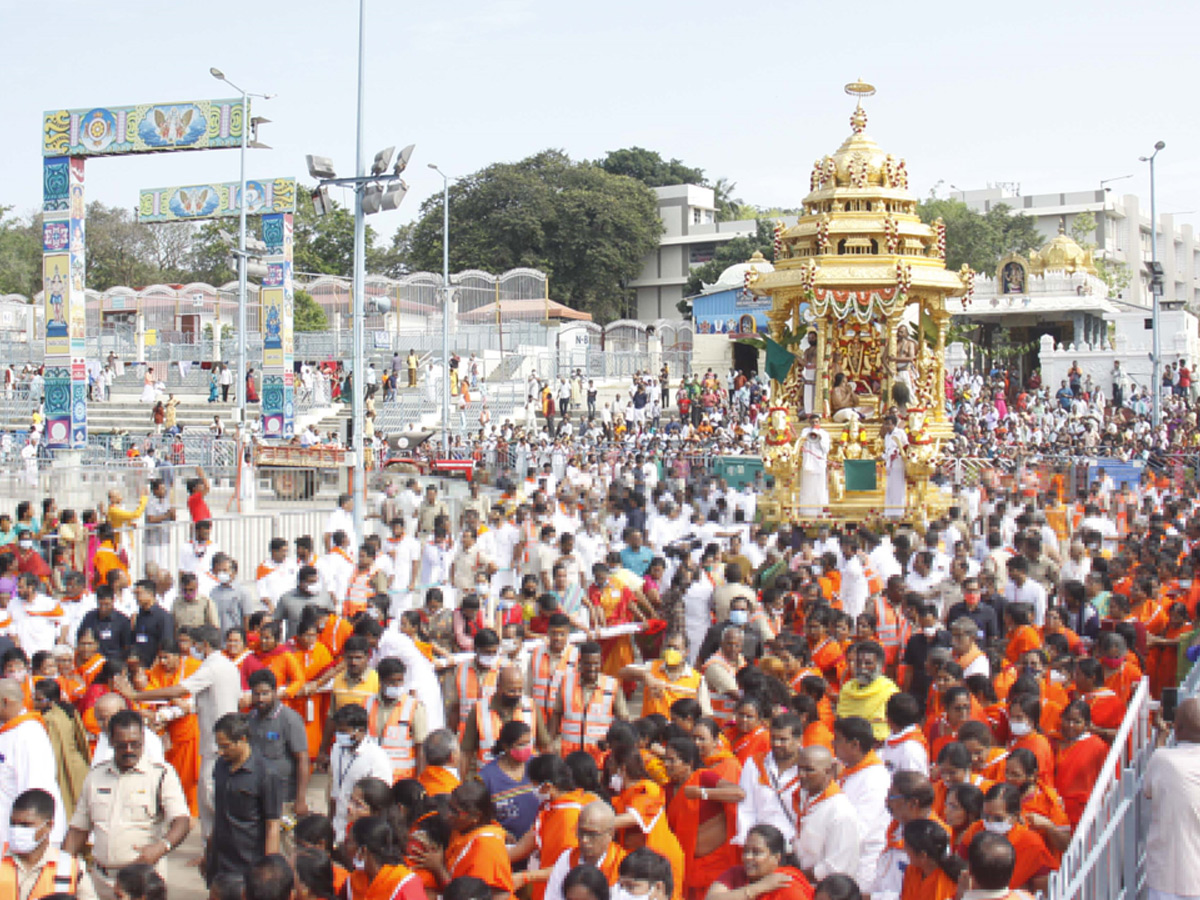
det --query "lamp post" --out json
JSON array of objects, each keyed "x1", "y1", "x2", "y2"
[
  {"x1": 429, "y1": 163, "x2": 451, "y2": 454},
  {"x1": 1140, "y1": 141, "x2": 1166, "y2": 427},
  {"x1": 209, "y1": 67, "x2": 273, "y2": 429}
]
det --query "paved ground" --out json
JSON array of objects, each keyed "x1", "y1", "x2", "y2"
[{"x1": 152, "y1": 773, "x2": 333, "y2": 900}]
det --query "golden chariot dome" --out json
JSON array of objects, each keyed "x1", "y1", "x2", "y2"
[{"x1": 748, "y1": 81, "x2": 974, "y2": 526}]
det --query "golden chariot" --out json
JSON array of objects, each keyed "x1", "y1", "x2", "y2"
[{"x1": 748, "y1": 82, "x2": 975, "y2": 526}]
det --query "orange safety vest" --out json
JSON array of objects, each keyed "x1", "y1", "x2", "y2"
[
  {"x1": 701, "y1": 655, "x2": 741, "y2": 725},
  {"x1": 456, "y1": 666, "x2": 499, "y2": 738},
  {"x1": 640, "y1": 660, "x2": 702, "y2": 719},
  {"x1": 344, "y1": 572, "x2": 375, "y2": 618},
  {"x1": 530, "y1": 644, "x2": 578, "y2": 721},
  {"x1": 475, "y1": 697, "x2": 536, "y2": 762},
  {"x1": 560, "y1": 670, "x2": 618, "y2": 756},
  {"x1": 874, "y1": 595, "x2": 905, "y2": 665},
  {"x1": 0, "y1": 851, "x2": 79, "y2": 900},
  {"x1": 364, "y1": 693, "x2": 419, "y2": 781}
]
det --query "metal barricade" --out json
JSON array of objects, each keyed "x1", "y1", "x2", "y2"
[{"x1": 1044, "y1": 676, "x2": 1155, "y2": 900}]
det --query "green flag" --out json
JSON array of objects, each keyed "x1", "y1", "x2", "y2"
[{"x1": 764, "y1": 336, "x2": 797, "y2": 384}]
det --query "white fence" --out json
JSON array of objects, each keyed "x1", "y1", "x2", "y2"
[{"x1": 1044, "y1": 676, "x2": 1154, "y2": 900}]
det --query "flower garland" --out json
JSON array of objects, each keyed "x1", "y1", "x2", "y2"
[
  {"x1": 959, "y1": 265, "x2": 976, "y2": 309},
  {"x1": 934, "y1": 219, "x2": 947, "y2": 260},
  {"x1": 884, "y1": 215, "x2": 900, "y2": 254},
  {"x1": 895, "y1": 262, "x2": 913, "y2": 299},
  {"x1": 816, "y1": 216, "x2": 832, "y2": 254}
]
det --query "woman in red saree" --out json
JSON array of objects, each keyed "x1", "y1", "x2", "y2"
[
  {"x1": 590, "y1": 567, "x2": 640, "y2": 679},
  {"x1": 723, "y1": 697, "x2": 771, "y2": 765},
  {"x1": 1054, "y1": 700, "x2": 1110, "y2": 829},
  {"x1": 705, "y1": 824, "x2": 813, "y2": 900},
  {"x1": 664, "y1": 735, "x2": 745, "y2": 900}
]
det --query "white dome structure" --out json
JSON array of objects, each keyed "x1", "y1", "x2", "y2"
[{"x1": 702, "y1": 250, "x2": 775, "y2": 294}]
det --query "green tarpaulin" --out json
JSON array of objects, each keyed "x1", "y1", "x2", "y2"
[{"x1": 845, "y1": 459, "x2": 878, "y2": 492}]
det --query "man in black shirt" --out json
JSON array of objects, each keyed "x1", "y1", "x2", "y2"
[
  {"x1": 901, "y1": 600, "x2": 952, "y2": 715},
  {"x1": 77, "y1": 585, "x2": 132, "y2": 660},
  {"x1": 207, "y1": 712, "x2": 281, "y2": 884},
  {"x1": 246, "y1": 669, "x2": 311, "y2": 817},
  {"x1": 945, "y1": 576, "x2": 1000, "y2": 645},
  {"x1": 130, "y1": 579, "x2": 174, "y2": 667}
]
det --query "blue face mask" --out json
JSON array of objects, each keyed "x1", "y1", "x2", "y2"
[{"x1": 729, "y1": 609, "x2": 749, "y2": 626}]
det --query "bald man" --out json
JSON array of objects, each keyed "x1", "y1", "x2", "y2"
[
  {"x1": 543, "y1": 801, "x2": 625, "y2": 900},
  {"x1": 90, "y1": 694, "x2": 166, "y2": 768},
  {"x1": 1146, "y1": 696, "x2": 1200, "y2": 899},
  {"x1": 460, "y1": 666, "x2": 548, "y2": 777},
  {"x1": 793, "y1": 746, "x2": 860, "y2": 883},
  {"x1": 0, "y1": 678, "x2": 66, "y2": 847}
]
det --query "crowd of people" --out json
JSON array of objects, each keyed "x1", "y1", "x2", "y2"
[
  {"x1": 947, "y1": 361, "x2": 1200, "y2": 463},
  {"x1": 0, "y1": 440, "x2": 1192, "y2": 900}
]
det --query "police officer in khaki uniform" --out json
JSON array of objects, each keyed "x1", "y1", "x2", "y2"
[{"x1": 63, "y1": 710, "x2": 191, "y2": 900}]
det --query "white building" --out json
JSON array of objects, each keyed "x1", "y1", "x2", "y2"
[
  {"x1": 630, "y1": 185, "x2": 767, "y2": 322},
  {"x1": 957, "y1": 187, "x2": 1200, "y2": 310}
]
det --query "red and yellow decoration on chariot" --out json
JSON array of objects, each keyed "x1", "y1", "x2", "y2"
[{"x1": 745, "y1": 81, "x2": 974, "y2": 524}]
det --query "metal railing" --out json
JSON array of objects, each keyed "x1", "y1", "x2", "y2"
[{"x1": 1044, "y1": 676, "x2": 1155, "y2": 900}]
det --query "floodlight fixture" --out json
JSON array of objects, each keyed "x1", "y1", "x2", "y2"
[
  {"x1": 380, "y1": 180, "x2": 408, "y2": 212},
  {"x1": 306, "y1": 155, "x2": 337, "y2": 180},
  {"x1": 210, "y1": 67, "x2": 225, "y2": 81},
  {"x1": 393, "y1": 144, "x2": 416, "y2": 176},
  {"x1": 362, "y1": 183, "x2": 383, "y2": 215},
  {"x1": 311, "y1": 186, "x2": 334, "y2": 217},
  {"x1": 371, "y1": 146, "x2": 396, "y2": 177}
]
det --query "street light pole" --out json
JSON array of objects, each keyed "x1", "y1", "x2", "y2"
[
  {"x1": 429, "y1": 164, "x2": 450, "y2": 454},
  {"x1": 351, "y1": 0, "x2": 368, "y2": 542},
  {"x1": 1141, "y1": 141, "x2": 1166, "y2": 427}
]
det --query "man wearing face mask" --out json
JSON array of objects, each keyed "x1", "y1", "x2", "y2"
[
  {"x1": 463, "y1": 666, "x2": 544, "y2": 778},
  {"x1": 447, "y1": 629, "x2": 502, "y2": 736},
  {"x1": 116, "y1": 625, "x2": 240, "y2": 846},
  {"x1": 363, "y1": 657, "x2": 427, "y2": 783},
  {"x1": 701, "y1": 626, "x2": 746, "y2": 729},
  {"x1": 327, "y1": 704, "x2": 392, "y2": 839},
  {"x1": 13, "y1": 573, "x2": 66, "y2": 657},
  {"x1": 945, "y1": 575, "x2": 999, "y2": 645},
  {"x1": 551, "y1": 644, "x2": 625, "y2": 765},
  {"x1": 274, "y1": 566, "x2": 333, "y2": 641},
  {"x1": 696, "y1": 597, "x2": 763, "y2": 664},
  {"x1": 209, "y1": 554, "x2": 254, "y2": 636},
  {"x1": 2, "y1": 788, "x2": 96, "y2": 900}
]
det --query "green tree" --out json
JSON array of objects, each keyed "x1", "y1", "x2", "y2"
[
  {"x1": 917, "y1": 197, "x2": 1039, "y2": 276},
  {"x1": 404, "y1": 150, "x2": 662, "y2": 322},
  {"x1": 292, "y1": 288, "x2": 327, "y2": 332},
  {"x1": 597, "y1": 147, "x2": 705, "y2": 188},
  {"x1": 711, "y1": 176, "x2": 742, "y2": 222},
  {"x1": 681, "y1": 219, "x2": 777, "y2": 311},
  {"x1": 1070, "y1": 211, "x2": 1132, "y2": 296},
  {"x1": 0, "y1": 207, "x2": 41, "y2": 297}
]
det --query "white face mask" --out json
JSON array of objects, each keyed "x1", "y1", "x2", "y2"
[
  {"x1": 1009, "y1": 719, "x2": 1033, "y2": 737},
  {"x1": 383, "y1": 685, "x2": 404, "y2": 701},
  {"x1": 983, "y1": 820, "x2": 1013, "y2": 835},
  {"x1": 190, "y1": 648, "x2": 204, "y2": 661},
  {"x1": 334, "y1": 732, "x2": 356, "y2": 749},
  {"x1": 8, "y1": 825, "x2": 40, "y2": 855},
  {"x1": 8, "y1": 668, "x2": 26, "y2": 681},
  {"x1": 501, "y1": 639, "x2": 518, "y2": 654},
  {"x1": 216, "y1": 571, "x2": 232, "y2": 584},
  {"x1": 536, "y1": 785, "x2": 553, "y2": 804},
  {"x1": 609, "y1": 773, "x2": 624, "y2": 792},
  {"x1": 478, "y1": 654, "x2": 499, "y2": 669},
  {"x1": 17, "y1": 540, "x2": 32, "y2": 550},
  {"x1": 611, "y1": 886, "x2": 651, "y2": 900},
  {"x1": 1049, "y1": 670, "x2": 1068, "y2": 685},
  {"x1": 353, "y1": 853, "x2": 366, "y2": 871}
]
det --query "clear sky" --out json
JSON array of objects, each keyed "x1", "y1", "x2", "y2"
[{"x1": 3, "y1": 0, "x2": 1197, "y2": 251}]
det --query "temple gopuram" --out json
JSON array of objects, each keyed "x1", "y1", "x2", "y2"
[{"x1": 748, "y1": 82, "x2": 974, "y2": 525}]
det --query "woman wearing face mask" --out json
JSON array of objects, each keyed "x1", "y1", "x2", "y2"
[
  {"x1": 346, "y1": 778, "x2": 405, "y2": 844},
  {"x1": 478, "y1": 720, "x2": 540, "y2": 841},
  {"x1": 958, "y1": 783, "x2": 1056, "y2": 894},
  {"x1": 1004, "y1": 693, "x2": 1056, "y2": 783},
  {"x1": 705, "y1": 824, "x2": 813, "y2": 900},
  {"x1": 615, "y1": 847, "x2": 674, "y2": 900},
  {"x1": 1052, "y1": 701, "x2": 1108, "y2": 829},
  {"x1": 930, "y1": 742, "x2": 991, "y2": 820},
  {"x1": 604, "y1": 723, "x2": 686, "y2": 900},
  {"x1": 287, "y1": 615, "x2": 336, "y2": 762},
  {"x1": 410, "y1": 781, "x2": 513, "y2": 900},
  {"x1": 346, "y1": 816, "x2": 426, "y2": 900},
  {"x1": 897, "y1": 818, "x2": 964, "y2": 900},
  {"x1": 1003, "y1": 748, "x2": 1070, "y2": 856},
  {"x1": 224, "y1": 627, "x2": 264, "y2": 691},
  {"x1": 725, "y1": 697, "x2": 771, "y2": 766}
]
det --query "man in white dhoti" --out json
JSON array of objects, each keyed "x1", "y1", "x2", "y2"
[
  {"x1": 798, "y1": 414, "x2": 831, "y2": 518},
  {"x1": 802, "y1": 330, "x2": 818, "y2": 414},
  {"x1": 892, "y1": 325, "x2": 918, "y2": 405},
  {"x1": 882, "y1": 415, "x2": 908, "y2": 519}
]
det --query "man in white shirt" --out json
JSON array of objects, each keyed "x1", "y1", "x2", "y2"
[
  {"x1": 178, "y1": 520, "x2": 218, "y2": 578},
  {"x1": 792, "y1": 746, "x2": 860, "y2": 882},
  {"x1": 879, "y1": 694, "x2": 929, "y2": 776},
  {"x1": 256, "y1": 539, "x2": 297, "y2": 612},
  {"x1": 542, "y1": 801, "x2": 620, "y2": 900},
  {"x1": 735, "y1": 714, "x2": 804, "y2": 845},
  {"x1": 328, "y1": 704, "x2": 393, "y2": 837},
  {"x1": 384, "y1": 519, "x2": 421, "y2": 615},
  {"x1": 324, "y1": 493, "x2": 357, "y2": 554},
  {"x1": 834, "y1": 716, "x2": 890, "y2": 889},
  {"x1": 866, "y1": 770, "x2": 940, "y2": 900},
  {"x1": 0, "y1": 679, "x2": 66, "y2": 847},
  {"x1": 12, "y1": 574, "x2": 68, "y2": 656},
  {"x1": 1005, "y1": 556, "x2": 1048, "y2": 626}
]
